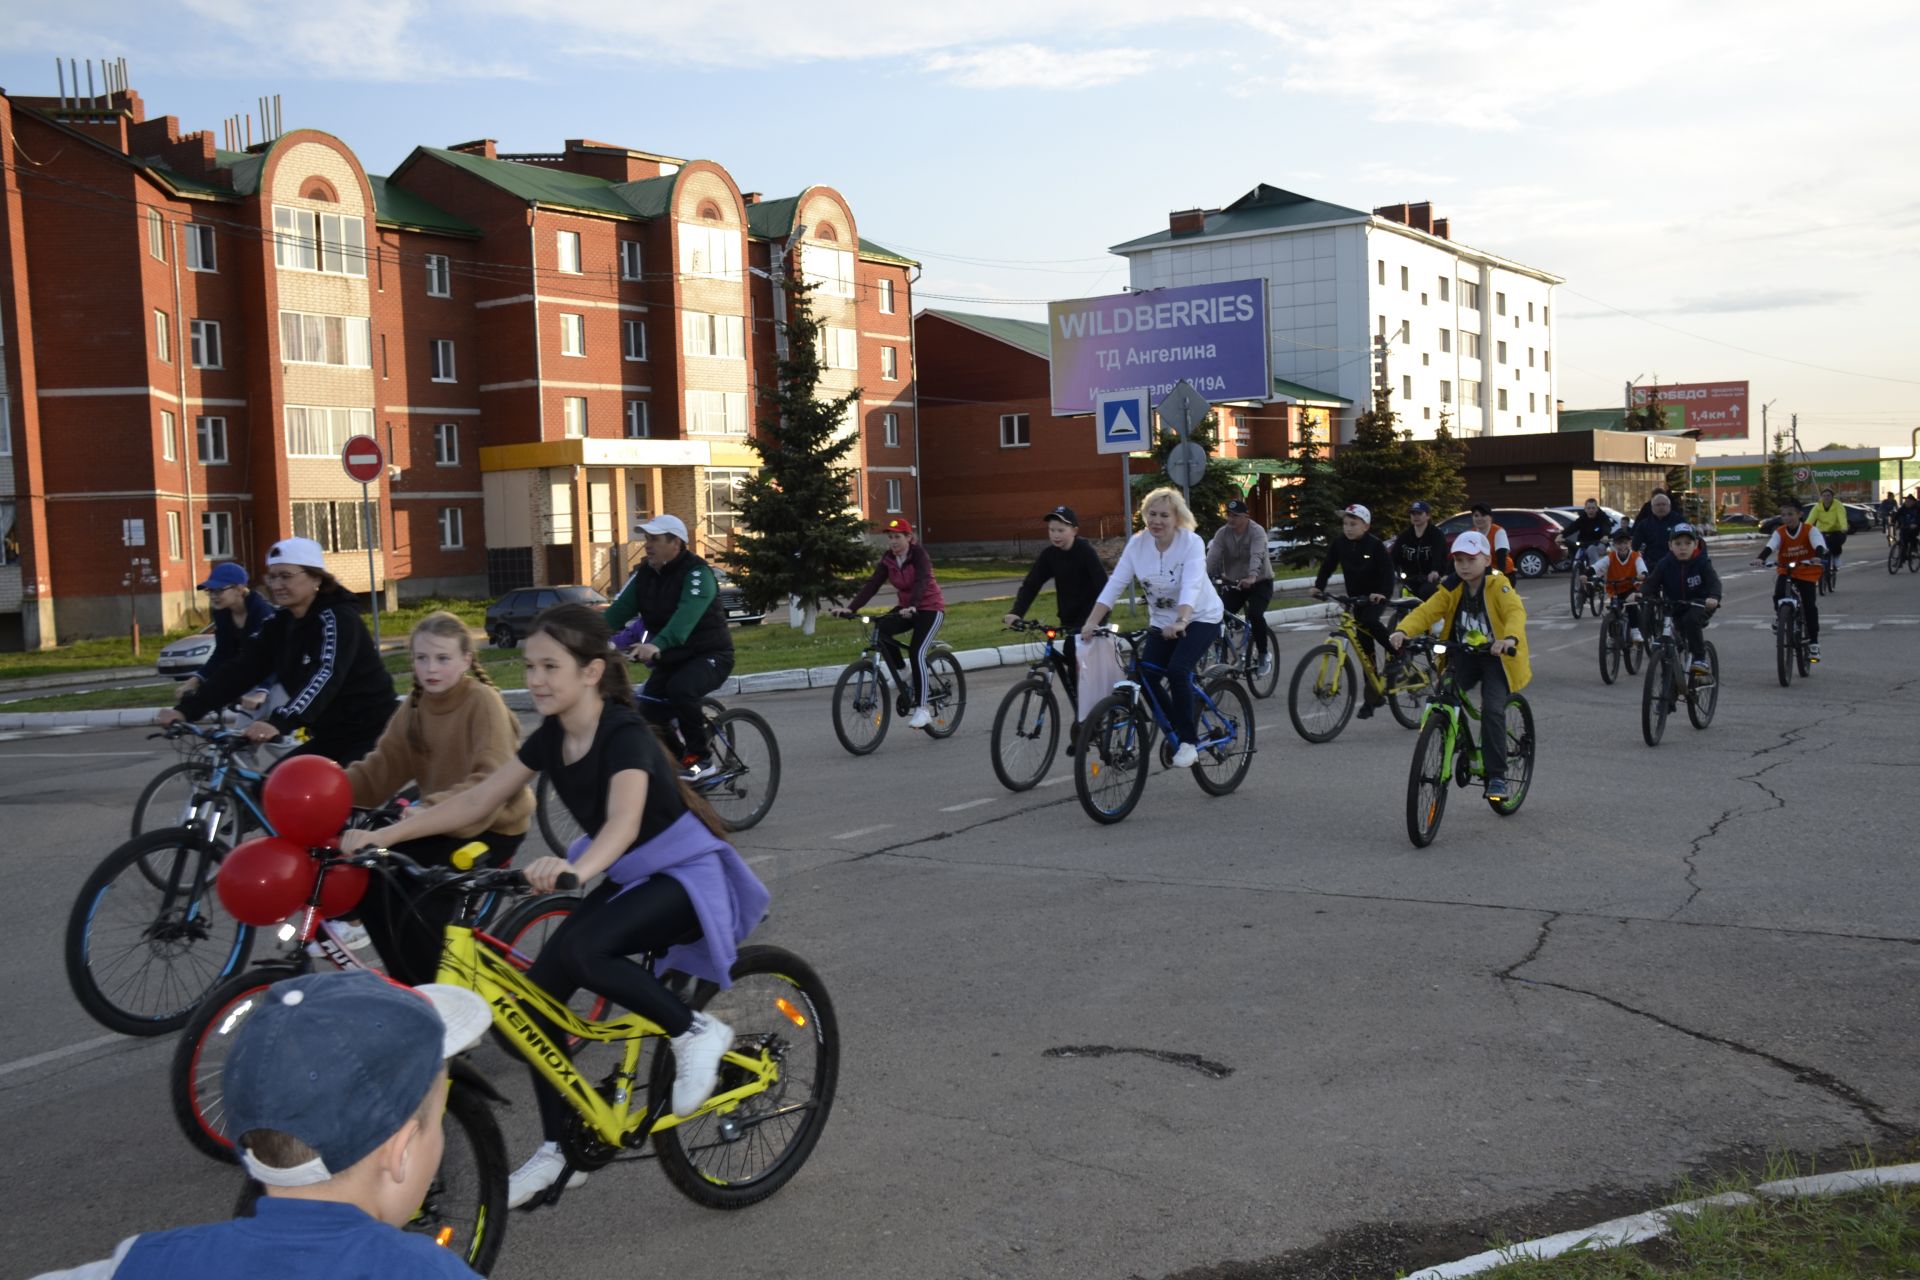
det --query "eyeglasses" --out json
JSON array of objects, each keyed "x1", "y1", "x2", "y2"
[{"x1": 261, "y1": 570, "x2": 305, "y2": 584}]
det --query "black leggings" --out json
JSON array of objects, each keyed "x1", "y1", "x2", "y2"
[
  {"x1": 357, "y1": 831, "x2": 525, "y2": 986},
  {"x1": 523, "y1": 876, "x2": 702, "y2": 1140},
  {"x1": 1774, "y1": 576, "x2": 1819, "y2": 642},
  {"x1": 1220, "y1": 580, "x2": 1275, "y2": 657},
  {"x1": 640, "y1": 653, "x2": 734, "y2": 759},
  {"x1": 876, "y1": 609, "x2": 944, "y2": 706}
]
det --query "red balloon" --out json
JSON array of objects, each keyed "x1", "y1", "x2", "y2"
[
  {"x1": 218, "y1": 836, "x2": 317, "y2": 925},
  {"x1": 317, "y1": 861, "x2": 369, "y2": 919},
  {"x1": 263, "y1": 756, "x2": 355, "y2": 846}
]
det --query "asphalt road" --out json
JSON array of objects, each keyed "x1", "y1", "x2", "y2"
[{"x1": 4, "y1": 557, "x2": 1917, "y2": 1278}]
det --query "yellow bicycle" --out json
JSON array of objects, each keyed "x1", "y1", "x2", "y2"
[{"x1": 1286, "y1": 595, "x2": 1437, "y2": 742}]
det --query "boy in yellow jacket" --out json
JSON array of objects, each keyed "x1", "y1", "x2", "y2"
[{"x1": 1389, "y1": 530, "x2": 1531, "y2": 801}]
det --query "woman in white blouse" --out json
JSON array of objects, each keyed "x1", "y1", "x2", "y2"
[{"x1": 1079, "y1": 487, "x2": 1226, "y2": 767}]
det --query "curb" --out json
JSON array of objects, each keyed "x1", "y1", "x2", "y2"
[
  {"x1": 0, "y1": 602, "x2": 1342, "y2": 730},
  {"x1": 1405, "y1": 1162, "x2": 1920, "y2": 1278}
]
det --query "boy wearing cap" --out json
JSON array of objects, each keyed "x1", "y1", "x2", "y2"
[
  {"x1": 33, "y1": 971, "x2": 490, "y2": 1279},
  {"x1": 1638, "y1": 523, "x2": 1721, "y2": 679},
  {"x1": 1005, "y1": 506, "x2": 1109, "y2": 719},
  {"x1": 605, "y1": 514, "x2": 735, "y2": 776},
  {"x1": 835, "y1": 518, "x2": 947, "y2": 728},
  {"x1": 1206, "y1": 499, "x2": 1276, "y2": 665},
  {"x1": 1391, "y1": 502, "x2": 1449, "y2": 601},
  {"x1": 1311, "y1": 504, "x2": 1398, "y2": 718},
  {"x1": 178, "y1": 561, "x2": 276, "y2": 708},
  {"x1": 1389, "y1": 530, "x2": 1531, "y2": 801}
]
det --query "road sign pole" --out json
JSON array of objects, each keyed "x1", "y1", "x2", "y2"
[
  {"x1": 362, "y1": 480, "x2": 380, "y2": 647},
  {"x1": 1121, "y1": 453, "x2": 1131, "y2": 536}
]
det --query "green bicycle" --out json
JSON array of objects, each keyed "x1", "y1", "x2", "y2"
[{"x1": 1398, "y1": 636, "x2": 1536, "y2": 848}]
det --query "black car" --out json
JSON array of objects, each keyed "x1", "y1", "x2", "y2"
[
  {"x1": 1758, "y1": 501, "x2": 1872, "y2": 536},
  {"x1": 484, "y1": 585, "x2": 608, "y2": 647},
  {"x1": 715, "y1": 570, "x2": 765, "y2": 626}
]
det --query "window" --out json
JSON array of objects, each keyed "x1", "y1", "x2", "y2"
[
  {"x1": 185, "y1": 224, "x2": 216, "y2": 272},
  {"x1": 1438, "y1": 328, "x2": 1452, "y2": 353},
  {"x1": 1400, "y1": 265, "x2": 1409, "y2": 291},
  {"x1": 1399, "y1": 320, "x2": 1410, "y2": 344},
  {"x1": 623, "y1": 319, "x2": 647, "y2": 361},
  {"x1": 999, "y1": 413, "x2": 1030, "y2": 448},
  {"x1": 279, "y1": 311, "x2": 373, "y2": 367},
  {"x1": 1422, "y1": 352, "x2": 1429, "y2": 366},
  {"x1": 880, "y1": 346, "x2": 898, "y2": 380},
  {"x1": 624, "y1": 400, "x2": 649, "y2": 439},
  {"x1": 202, "y1": 512, "x2": 233, "y2": 559},
  {"x1": 804, "y1": 246, "x2": 854, "y2": 297},
  {"x1": 0, "y1": 393, "x2": 10, "y2": 456},
  {"x1": 431, "y1": 339, "x2": 456, "y2": 382},
  {"x1": 425, "y1": 254, "x2": 451, "y2": 297},
  {"x1": 820, "y1": 326, "x2": 858, "y2": 370},
  {"x1": 877, "y1": 279, "x2": 895, "y2": 314},
  {"x1": 438, "y1": 507, "x2": 464, "y2": 549},
  {"x1": 679, "y1": 224, "x2": 742, "y2": 280},
  {"x1": 1496, "y1": 291, "x2": 1507, "y2": 316},
  {"x1": 683, "y1": 312, "x2": 745, "y2": 359},
  {"x1": 1529, "y1": 392, "x2": 1537, "y2": 412},
  {"x1": 284, "y1": 405, "x2": 374, "y2": 457},
  {"x1": 1543, "y1": 305, "x2": 1550, "y2": 326},
  {"x1": 190, "y1": 320, "x2": 222, "y2": 369},
  {"x1": 1420, "y1": 292, "x2": 1428, "y2": 306},
  {"x1": 703, "y1": 468, "x2": 751, "y2": 539},
  {"x1": 685, "y1": 390, "x2": 748, "y2": 436},
  {"x1": 1402, "y1": 375, "x2": 1412, "y2": 399},
  {"x1": 619, "y1": 241, "x2": 643, "y2": 281},
  {"x1": 1439, "y1": 276, "x2": 1450, "y2": 302},
  {"x1": 1439, "y1": 380, "x2": 1452, "y2": 404},
  {"x1": 147, "y1": 208, "x2": 167, "y2": 261},
  {"x1": 1463, "y1": 332, "x2": 1482, "y2": 360},
  {"x1": 331, "y1": 500, "x2": 378, "y2": 552},
  {"x1": 166, "y1": 510, "x2": 182, "y2": 561},
  {"x1": 160, "y1": 410, "x2": 177, "y2": 461},
  {"x1": 1462, "y1": 379, "x2": 1482, "y2": 407},
  {"x1": 434, "y1": 422, "x2": 459, "y2": 465},
  {"x1": 272, "y1": 206, "x2": 366, "y2": 276},
  {"x1": 1376, "y1": 259, "x2": 1385, "y2": 285},
  {"x1": 1460, "y1": 281, "x2": 1481, "y2": 309},
  {"x1": 154, "y1": 310, "x2": 171, "y2": 363},
  {"x1": 1377, "y1": 314, "x2": 1386, "y2": 336},
  {"x1": 560, "y1": 313, "x2": 585, "y2": 357},
  {"x1": 562, "y1": 396, "x2": 588, "y2": 438},
  {"x1": 1544, "y1": 350, "x2": 1552, "y2": 373},
  {"x1": 195, "y1": 415, "x2": 228, "y2": 464},
  {"x1": 1497, "y1": 340, "x2": 1508, "y2": 364},
  {"x1": 1497, "y1": 388, "x2": 1509, "y2": 411},
  {"x1": 885, "y1": 478, "x2": 903, "y2": 513},
  {"x1": 883, "y1": 411, "x2": 899, "y2": 447},
  {"x1": 1527, "y1": 347, "x2": 1535, "y2": 368},
  {"x1": 291, "y1": 500, "x2": 334, "y2": 549},
  {"x1": 556, "y1": 230, "x2": 582, "y2": 274}
]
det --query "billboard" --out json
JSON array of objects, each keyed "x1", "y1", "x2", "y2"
[
  {"x1": 1630, "y1": 381, "x2": 1750, "y2": 441},
  {"x1": 1048, "y1": 280, "x2": 1271, "y2": 418}
]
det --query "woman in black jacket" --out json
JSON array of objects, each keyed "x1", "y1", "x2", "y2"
[{"x1": 158, "y1": 537, "x2": 397, "y2": 765}]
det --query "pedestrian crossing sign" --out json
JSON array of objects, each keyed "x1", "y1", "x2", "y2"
[{"x1": 1095, "y1": 389, "x2": 1150, "y2": 455}]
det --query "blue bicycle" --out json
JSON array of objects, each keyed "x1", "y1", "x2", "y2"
[{"x1": 1072, "y1": 627, "x2": 1256, "y2": 824}]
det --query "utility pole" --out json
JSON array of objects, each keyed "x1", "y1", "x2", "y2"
[{"x1": 1374, "y1": 335, "x2": 1391, "y2": 401}]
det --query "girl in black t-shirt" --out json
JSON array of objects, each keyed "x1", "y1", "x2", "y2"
[{"x1": 339, "y1": 603, "x2": 759, "y2": 1208}]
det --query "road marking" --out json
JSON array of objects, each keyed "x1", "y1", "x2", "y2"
[
  {"x1": 832, "y1": 824, "x2": 893, "y2": 840},
  {"x1": 1037, "y1": 773, "x2": 1074, "y2": 787},
  {"x1": 0, "y1": 1032, "x2": 129, "y2": 1079},
  {"x1": 0, "y1": 750, "x2": 157, "y2": 758},
  {"x1": 939, "y1": 798, "x2": 995, "y2": 813},
  {"x1": 1832, "y1": 623, "x2": 1874, "y2": 630}
]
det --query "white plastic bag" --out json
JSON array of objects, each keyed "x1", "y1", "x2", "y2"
[{"x1": 1076, "y1": 633, "x2": 1126, "y2": 722}]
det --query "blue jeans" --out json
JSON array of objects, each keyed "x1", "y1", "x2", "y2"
[{"x1": 1140, "y1": 620, "x2": 1221, "y2": 745}]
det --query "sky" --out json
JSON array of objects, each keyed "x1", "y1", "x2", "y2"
[{"x1": 4, "y1": 0, "x2": 1918, "y2": 457}]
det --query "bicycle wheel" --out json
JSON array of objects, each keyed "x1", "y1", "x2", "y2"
[
  {"x1": 651, "y1": 944, "x2": 839, "y2": 1210},
  {"x1": 1192, "y1": 676, "x2": 1255, "y2": 796},
  {"x1": 1818, "y1": 558, "x2": 1832, "y2": 595},
  {"x1": 65, "y1": 829, "x2": 252, "y2": 1035},
  {"x1": 921, "y1": 651, "x2": 966, "y2": 738},
  {"x1": 1589, "y1": 578, "x2": 1605, "y2": 618},
  {"x1": 171, "y1": 962, "x2": 301, "y2": 1161},
  {"x1": 1405, "y1": 716, "x2": 1450, "y2": 847},
  {"x1": 1386, "y1": 651, "x2": 1433, "y2": 730},
  {"x1": 1287, "y1": 643, "x2": 1356, "y2": 744},
  {"x1": 703, "y1": 709, "x2": 780, "y2": 832},
  {"x1": 1598, "y1": 614, "x2": 1622, "y2": 685},
  {"x1": 990, "y1": 677, "x2": 1060, "y2": 792},
  {"x1": 1641, "y1": 647, "x2": 1670, "y2": 747},
  {"x1": 131, "y1": 761, "x2": 213, "y2": 840},
  {"x1": 1490, "y1": 695, "x2": 1535, "y2": 816},
  {"x1": 1795, "y1": 619, "x2": 1812, "y2": 677},
  {"x1": 1246, "y1": 638, "x2": 1280, "y2": 700},
  {"x1": 1775, "y1": 601, "x2": 1795, "y2": 687},
  {"x1": 1890, "y1": 541, "x2": 1902, "y2": 575},
  {"x1": 485, "y1": 892, "x2": 609, "y2": 1049},
  {"x1": 1909, "y1": 545, "x2": 1919, "y2": 574},
  {"x1": 1688, "y1": 642, "x2": 1720, "y2": 729},
  {"x1": 831, "y1": 659, "x2": 889, "y2": 755},
  {"x1": 1074, "y1": 693, "x2": 1149, "y2": 824},
  {"x1": 1568, "y1": 565, "x2": 1583, "y2": 618},
  {"x1": 535, "y1": 772, "x2": 586, "y2": 857},
  {"x1": 1624, "y1": 611, "x2": 1645, "y2": 675}
]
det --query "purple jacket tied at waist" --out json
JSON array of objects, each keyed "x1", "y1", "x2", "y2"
[{"x1": 566, "y1": 810, "x2": 769, "y2": 987}]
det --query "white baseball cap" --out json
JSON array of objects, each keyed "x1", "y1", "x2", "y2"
[
  {"x1": 1341, "y1": 504, "x2": 1372, "y2": 524},
  {"x1": 266, "y1": 537, "x2": 327, "y2": 570},
  {"x1": 1451, "y1": 530, "x2": 1492, "y2": 558},
  {"x1": 635, "y1": 514, "x2": 689, "y2": 543}
]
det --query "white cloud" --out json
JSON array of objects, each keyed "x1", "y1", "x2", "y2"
[
  {"x1": 922, "y1": 43, "x2": 1155, "y2": 90},
  {"x1": 172, "y1": 0, "x2": 527, "y2": 81}
]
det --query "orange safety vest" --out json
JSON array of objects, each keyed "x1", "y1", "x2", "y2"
[
  {"x1": 1601, "y1": 550, "x2": 1643, "y2": 597},
  {"x1": 1775, "y1": 523, "x2": 1824, "y2": 582}
]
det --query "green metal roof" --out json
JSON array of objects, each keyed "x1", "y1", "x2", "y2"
[
  {"x1": 922, "y1": 309, "x2": 1050, "y2": 359},
  {"x1": 859, "y1": 237, "x2": 917, "y2": 266},
  {"x1": 745, "y1": 196, "x2": 801, "y2": 240},
  {"x1": 1112, "y1": 185, "x2": 1370, "y2": 253},
  {"x1": 368, "y1": 176, "x2": 479, "y2": 236},
  {"x1": 612, "y1": 172, "x2": 678, "y2": 219},
  {"x1": 1557, "y1": 407, "x2": 1629, "y2": 432},
  {"x1": 1270, "y1": 376, "x2": 1350, "y2": 406},
  {"x1": 400, "y1": 146, "x2": 652, "y2": 218}
]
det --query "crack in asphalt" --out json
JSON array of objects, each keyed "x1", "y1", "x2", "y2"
[{"x1": 1042, "y1": 1044, "x2": 1235, "y2": 1079}]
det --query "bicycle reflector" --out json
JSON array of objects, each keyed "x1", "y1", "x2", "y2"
[
  {"x1": 776, "y1": 996, "x2": 808, "y2": 1028},
  {"x1": 1044, "y1": 628, "x2": 1058, "y2": 640}
]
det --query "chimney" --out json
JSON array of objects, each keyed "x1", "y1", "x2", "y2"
[
  {"x1": 1373, "y1": 202, "x2": 1410, "y2": 226},
  {"x1": 1432, "y1": 217, "x2": 1451, "y2": 241},
  {"x1": 1169, "y1": 208, "x2": 1209, "y2": 236},
  {"x1": 741, "y1": 192, "x2": 762, "y2": 205},
  {"x1": 1407, "y1": 201, "x2": 1433, "y2": 233},
  {"x1": 448, "y1": 138, "x2": 498, "y2": 159}
]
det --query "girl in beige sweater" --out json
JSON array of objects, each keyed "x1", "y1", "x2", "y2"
[{"x1": 347, "y1": 612, "x2": 535, "y2": 982}]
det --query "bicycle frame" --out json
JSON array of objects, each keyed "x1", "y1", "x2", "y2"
[
  {"x1": 1416, "y1": 670, "x2": 1485, "y2": 779},
  {"x1": 1309, "y1": 608, "x2": 1402, "y2": 698},
  {"x1": 1112, "y1": 643, "x2": 1235, "y2": 750}
]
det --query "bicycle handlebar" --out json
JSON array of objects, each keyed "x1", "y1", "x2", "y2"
[
  {"x1": 1316, "y1": 592, "x2": 1421, "y2": 608},
  {"x1": 345, "y1": 844, "x2": 580, "y2": 894}
]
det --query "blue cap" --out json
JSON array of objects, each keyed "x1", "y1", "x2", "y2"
[
  {"x1": 198, "y1": 561, "x2": 249, "y2": 591},
  {"x1": 1669, "y1": 522, "x2": 1697, "y2": 538},
  {"x1": 1410, "y1": 501, "x2": 1431, "y2": 514},
  {"x1": 224, "y1": 972, "x2": 490, "y2": 1185}
]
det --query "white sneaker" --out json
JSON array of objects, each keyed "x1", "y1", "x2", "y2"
[
  {"x1": 331, "y1": 920, "x2": 371, "y2": 950},
  {"x1": 507, "y1": 1142, "x2": 588, "y2": 1209},
  {"x1": 906, "y1": 706, "x2": 933, "y2": 729},
  {"x1": 1629, "y1": 629, "x2": 1644, "y2": 645},
  {"x1": 670, "y1": 1012, "x2": 733, "y2": 1117},
  {"x1": 1170, "y1": 742, "x2": 1199, "y2": 768}
]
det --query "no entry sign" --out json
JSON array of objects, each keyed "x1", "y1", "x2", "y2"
[{"x1": 341, "y1": 435, "x2": 384, "y2": 483}]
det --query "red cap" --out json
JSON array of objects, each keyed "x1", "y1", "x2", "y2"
[{"x1": 883, "y1": 517, "x2": 914, "y2": 536}]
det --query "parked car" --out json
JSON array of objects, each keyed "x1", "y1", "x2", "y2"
[
  {"x1": 156, "y1": 623, "x2": 217, "y2": 679},
  {"x1": 1717, "y1": 511, "x2": 1758, "y2": 526},
  {"x1": 1435, "y1": 509, "x2": 1566, "y2": 578},
  {"x1": 1758, "y1": 501, "x2": 1873, "y2": 536},
  {"x1": 714, "y1": 570, "x2": 765, "y2": 626},
  {"x1": 1544, "y1": 504, "x2": 1628, "y2": 533},
  {"x1": 484, "y1": 585, "x2": 608, "y2": 647}
]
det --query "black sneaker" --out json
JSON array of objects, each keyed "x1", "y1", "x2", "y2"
[
  {"x1": 1064, "y1": 724, "x2": 1079, "y2": 757},
  {"x1": 1356, "y1": 703, "x2": 1376, "y2": 721}
]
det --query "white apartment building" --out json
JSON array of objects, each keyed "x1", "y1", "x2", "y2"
[{"x1": 1111, "y1": 186, "x2": 1563, "y2": 441}]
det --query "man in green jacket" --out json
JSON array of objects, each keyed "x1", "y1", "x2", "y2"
[{"x1": 605, "y1": 514, "x2": 735, "y2": 775}]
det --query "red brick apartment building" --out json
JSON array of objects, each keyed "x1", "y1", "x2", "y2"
[
  {"x1": 0, "y1": 80, "x2": 920, "y2": 647},
  {"x1": 915, "y1": 310, "x2": 1347, "y2": 547}
]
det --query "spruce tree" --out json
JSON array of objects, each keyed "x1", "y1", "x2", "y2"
[
  {"x1": 718, "y1": 276, "x2": 872, "y2": 634},
  {"x1": 1757, "y1": 433, "x2": 1798, "y2": 515},
  {"x1": 1131, "y1": 412, "x2": 1241, "y2": 539},
  {"x1": 1418, "y1": 411, "x2": 1470, "y2": 518},
  {"x1": 1331, "y1": 386, "x2": 1428, "y2": 530},
  {"x1": 1274, "y1": 426, "x2": 1339, "y2": 564}
]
